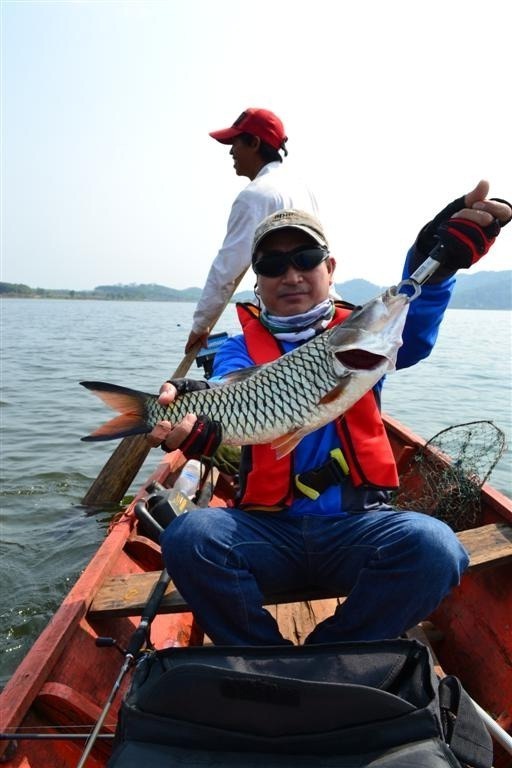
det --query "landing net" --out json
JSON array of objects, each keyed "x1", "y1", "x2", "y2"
[{"x1": 391, "y1": 420, "x2": 506, "y2": 531}]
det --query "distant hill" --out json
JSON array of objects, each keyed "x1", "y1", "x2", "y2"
[
  {"x1": 334, "y1": 271, "x2": 512, "y2": 309},
  {"x1": 332, "y1": 279, "x2": 386, "y2": 305},
  {"x1": 238, "y1": 272, "x2": 512, "y2": 309},
  {"x1": 1, "y1": 270, "x2": 510, "y2": 309},
  {"x1": 93, "y1": 283, "x2": 203, "y2": 301},
  {"x1": 0, "y1": 282, "x2": 203, "y2": 302},
  {"x1": 449, "y1": 270, "x2": 512, "y2": 310}
]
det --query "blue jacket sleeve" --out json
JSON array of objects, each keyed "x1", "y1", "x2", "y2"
[
  {"x1": 396, "y1": 245, "x2": 456, "y2": 369},
  {"x1": 211, "y1": 334, "x2": 253, "y2": 379}
]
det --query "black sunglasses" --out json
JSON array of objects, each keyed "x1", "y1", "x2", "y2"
[{"x1": 253, "y1": 245, "x2": 329, "y2": 277}]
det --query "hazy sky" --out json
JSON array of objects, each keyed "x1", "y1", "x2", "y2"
[{"x1": 1, "y1": 0, "x2": 510, "y2": 295}]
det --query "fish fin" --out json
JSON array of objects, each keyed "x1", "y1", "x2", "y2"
[
  {"x1": 81, "y1": 413, "x2": 149, "y2": 441},
  {"x1": 80, "y1": 381, "x2": 153, "y2": 441},
  {"x1": 271, "y1": 428, "x2": 310, "y2": 459},
  {"x1": 319, "y1": 383, "x2": 346, "y2": 405}
]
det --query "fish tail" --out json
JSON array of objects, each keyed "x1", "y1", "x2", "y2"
[{"x1": 80, "y1": 381, "x2": 153, "y2": 441}]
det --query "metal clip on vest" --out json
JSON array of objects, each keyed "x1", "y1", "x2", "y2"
[{"x1": 295, "y1": 448, "x2": 350, "y2": 500}]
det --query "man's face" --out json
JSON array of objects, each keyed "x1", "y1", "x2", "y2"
[
  {"x1": 254, "y1": 229, "x2": 336, "y2": 317},
  {"x1": 229, "y1": 136, "x2": 257, "y2": 178}
]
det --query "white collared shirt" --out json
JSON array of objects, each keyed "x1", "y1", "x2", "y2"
[{"x1": 192, "y1": 162, "x2": 319, "y2": 334}]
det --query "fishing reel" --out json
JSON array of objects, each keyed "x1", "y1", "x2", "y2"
[{"x1": 134, "y1": 482, "x2": 196, "y2": 543}]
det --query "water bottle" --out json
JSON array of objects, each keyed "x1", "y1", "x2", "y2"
[{"x1": 174, "y1": 459, "x2": 202, "y2": 500}]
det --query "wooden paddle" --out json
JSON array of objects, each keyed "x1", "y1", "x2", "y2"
[{"x1": 81, "y1": 272, "x2": 248, "y2": 506}]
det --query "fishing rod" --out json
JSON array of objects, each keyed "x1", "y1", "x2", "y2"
[{"x1": 75, "y1": 502, "x2": 166, "y2": 768}]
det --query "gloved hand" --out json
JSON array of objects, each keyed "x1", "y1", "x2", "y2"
[
  {"x1": 415, "y1": 181, "x2": 511, "y2": 275},
  {"x1": 435, "y1": 216, "x2": 503, "y2": 270},
  {"x1": 167, "y1": 377, "x2": 210, "y2": 395},
  {"x1": 161, "y1": 415, "x2": 222, "y2": 459}
]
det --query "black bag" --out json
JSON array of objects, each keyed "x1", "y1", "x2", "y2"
[{"x1": 108, "y1": 639, "x2": 492, "y2": 768}]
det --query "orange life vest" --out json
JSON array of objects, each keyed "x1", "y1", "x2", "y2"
[{"x1": 235, "y1": 303, "x2": 399, "y2": 509}]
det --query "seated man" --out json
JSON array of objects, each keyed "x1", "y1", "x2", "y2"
[{"x1": 148, "y1": 181, "x2": 510, "y2": 645}]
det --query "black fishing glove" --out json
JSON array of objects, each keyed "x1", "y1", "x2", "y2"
[
  {"x1": 167, "y1": 377, "x2": 210, "y2": 395},
  {"x1": 435, "y1": 216, "x2": 502, "y2": 270},
  {"x1": 161, "y1": 415, "x2": 222, "y2": 459},
  {"x1": 414, "y1": 196, "x2": 511, "y2": 276}
]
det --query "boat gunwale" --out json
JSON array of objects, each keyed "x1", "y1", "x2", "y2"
[{"x1": 0, "y1": 453, "x2": 181, "y2": 742}]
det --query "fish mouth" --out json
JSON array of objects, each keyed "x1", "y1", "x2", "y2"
[{"x1": 335, "y1": 349, "x2": 388, "y2": 371}]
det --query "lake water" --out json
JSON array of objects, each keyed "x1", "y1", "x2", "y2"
[{"x1": 1, "y1": 298, "x2": 511, "y2": 687}]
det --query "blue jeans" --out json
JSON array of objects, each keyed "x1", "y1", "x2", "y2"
[{"x1": 161, "y1": 507, "x2": 469, "y2": 645}]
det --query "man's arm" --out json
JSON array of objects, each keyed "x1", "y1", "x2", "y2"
[
  {"x1": 210, "y1": 334, "x2": 253, "y2": 378},
  {"x1": 397, "y1": 249, "x2": 456, "y2": 369},
  {"x1": 397, "y1": 181, "x2": 511, "y2": 369},
  {"x1": 185, "y1": 197, "x2": 261, "y2": 352}
]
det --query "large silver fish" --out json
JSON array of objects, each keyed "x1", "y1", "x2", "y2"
[{"x1": 81, "y1": 282, "x2": 418, "y2": 458}]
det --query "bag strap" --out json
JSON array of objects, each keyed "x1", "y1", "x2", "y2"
[{"x1": 438, "y1": 676, "x2": 493, "y2": 768}]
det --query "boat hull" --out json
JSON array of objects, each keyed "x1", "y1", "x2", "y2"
[{"x1": 1, "y1": 416, "x2": 511, "y2": 767}]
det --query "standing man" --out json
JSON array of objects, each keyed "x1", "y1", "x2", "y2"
[{"x1": 185, "y1": 107, "x2": 319, "y2": 352}]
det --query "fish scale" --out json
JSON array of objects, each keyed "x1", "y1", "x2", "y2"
[{"x1": 147, "y1": 331, "x2": 340, "y2": 445}]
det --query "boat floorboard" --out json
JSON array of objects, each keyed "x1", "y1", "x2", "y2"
[{"x1": 89, "y1": 522, "x2": 512, "y2": 619}]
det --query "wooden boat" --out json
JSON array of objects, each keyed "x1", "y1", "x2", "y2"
[{"x1": 1, "y1": 414, "x2": 511, "y2": 767}]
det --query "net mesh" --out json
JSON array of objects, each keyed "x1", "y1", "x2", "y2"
[{"x1": 391, "y1": 420, "x2": 506, "y2": 531}]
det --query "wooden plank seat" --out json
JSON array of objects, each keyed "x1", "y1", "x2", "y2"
[{"x1": 88, "y1": 522, "x2": 512, "y2": 619}]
